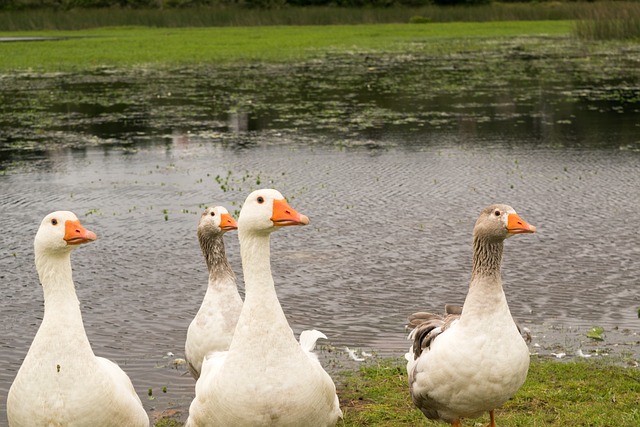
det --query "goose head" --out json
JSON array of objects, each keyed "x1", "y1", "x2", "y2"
[
  {"x1": 238, "y1": 189, "x2": 309, "y2": 235},
  {"x1": 34, "y1": 211, "x2": 97, "y2": 255},
  {"x1": 473, "y1": 204, "x2": 536, "y2": 242},
  {"x1": 198, "y1": 206, "x2": 238, "y2": 238}
]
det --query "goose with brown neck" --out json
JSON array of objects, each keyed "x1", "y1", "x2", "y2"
[
  {"x1": 7, "y1": 211, "x2": 149, "y2": 427},
  {"x1": 186, "y1": 189, "x2": 342, "y2": 427},
  {"x1": 185, "y1": 205, "x2": 241, "y2": 379},
  {"x1": 406, "y1": 204, "x2": 536, "y2": 427}
]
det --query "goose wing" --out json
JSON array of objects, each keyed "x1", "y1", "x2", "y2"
[
  {"x1": 95, "y1": 357, "x2": 149, "y2": 425},
  {"x1": 406, "y1": 305, "x2": 461, "y2": 360}
]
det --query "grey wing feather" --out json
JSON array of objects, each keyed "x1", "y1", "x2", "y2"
[
  {"x1": 407, "y1": 307, "x2": 460, "y2": 360},
  {"x1": 444, "y1": 304, "x2": 463, "y2": 315}
]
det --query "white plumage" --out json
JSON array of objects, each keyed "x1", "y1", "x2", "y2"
[
  {"x1": 7, "y1": 211, "x2": 149, "y2": 427},
  {"x1": 186, "y1": 189, "x2": 342, "y2": 427},
  {"x1": 406, "y1": 204, "x2": 536, "y2": 427},
  {"x1": 185, "y1": 205, "x2": 242, "y2": 379}
]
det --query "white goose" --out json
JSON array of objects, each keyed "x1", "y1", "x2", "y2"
[
  {"x1": 7, "y1": 211, "x2": 149, "y2": 427},
  {"x1": 406, "y1": 204, "x2": 536, "y2": 427},
  {"x1": 186, "y1": 189, "x2": 342, "y2": 427},
  {"x1": 185, "y1": 205, "x2": 241, "y2": 379}
]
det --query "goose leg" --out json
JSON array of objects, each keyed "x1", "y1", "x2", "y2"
[
  {"x1": 485, "y1": 410, "x2": 497, "y2": 427},
  {"x1": 452, "y1": 420, "x2": 463, "y2": 427}
]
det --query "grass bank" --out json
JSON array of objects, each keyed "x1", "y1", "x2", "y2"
[
  {"x1": 0, "y1": 20, "x2": 574, "y2": 72},
  {"x1": 153, "y1": 357, "x2": 640, "y2": 426}
]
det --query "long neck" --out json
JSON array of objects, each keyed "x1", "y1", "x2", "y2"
[
  {"x1": 236, "y1": 230, "x2": 292, "y2": 340},
  {"x1": 461, "y1": 235, "x2": 509, "y2": 323},
  {"x1": 34, "y1": 250, "x2": 92, "y2": 352},
  {"x1": 199, "y1": 232, "x2": 235, "y2": 285},
  {"x1": 239, "y1": 230, "x2": 277, "y2": 306},
  {"x1": 471, "y1": 234, "x2": 504, "y2": 283}
]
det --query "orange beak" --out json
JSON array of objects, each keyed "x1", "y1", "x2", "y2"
[
  {"x1": 271, "y1": 199, "x2": 310, "y2": 227},
  {"x1": 220, "y1": 212, "x2": 238, "y2": 231},
  {"x1": 507, "y1": 213, "x2": 536, "y2": 234},
  {"x1": 64, "y1": 219, "x2": 97, "y2": 245}
]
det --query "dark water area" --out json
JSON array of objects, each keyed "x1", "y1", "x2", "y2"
[{"x1": 1, "y1": 42, "x2": 639, "y2": 424}]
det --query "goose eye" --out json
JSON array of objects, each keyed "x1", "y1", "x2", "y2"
[
  {"x1": 257, "y1": 197, "x2": 264, "y2": 204},
  {"x1": 51, "y1": 219, "x2": 58, "y2": 225},
  {"x1": 494, "y1": 210, "x2": 501, "y2": 217},
  {"x1": 210, "y1": 211, "x2": 215, "y2": 217}
]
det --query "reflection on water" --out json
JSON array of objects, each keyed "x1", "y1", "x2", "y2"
[
  {"x1": 228, "y1": 111, "x2": 256, "y2": 133},
  {"x1": 0, "y1": 44, "x2": 639, "y2": 423}
]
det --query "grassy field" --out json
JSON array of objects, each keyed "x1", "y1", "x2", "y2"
[{"x1": 0, "y1": 20, "x2": 574, "y2": 72}]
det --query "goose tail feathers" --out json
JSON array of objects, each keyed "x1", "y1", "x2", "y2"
[{"x1": 299, "y1": 329, "x2": 327, "y2": 352}]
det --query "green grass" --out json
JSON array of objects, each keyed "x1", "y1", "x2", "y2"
[
  {"x1": 337, "y1": 357, "x2": 640, "y2": 426},
  {"x1": 0, "y1": 20, "x2": 574, "y2": 72},
  {"x1": 153, "y1": 419, "x2": 182, "y2": 427}
]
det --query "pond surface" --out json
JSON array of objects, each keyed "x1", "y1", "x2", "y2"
[{"x1": 1, "y1": 38, "x2": 639, "y2": 424}]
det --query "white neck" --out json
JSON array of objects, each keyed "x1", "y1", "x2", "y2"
[
  {"x1": 34, "y1": 250, "x2": 93, "y2": 354},
  {"x1": 232, "y1": 229, "x2": 296, "y2": 350}
]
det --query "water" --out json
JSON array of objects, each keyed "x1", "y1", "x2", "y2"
[{"x1": 1, "y1": 45, "x2": 639, "y2": 424}]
